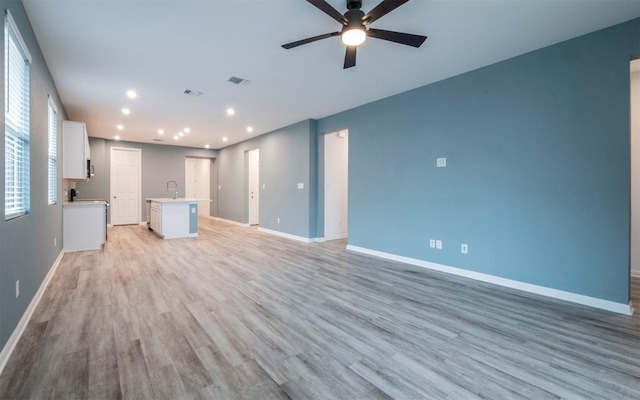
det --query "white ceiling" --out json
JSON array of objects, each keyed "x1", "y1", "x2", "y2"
[{"x1": 22, "y1": 0, "x2": 640, "y2": 149}]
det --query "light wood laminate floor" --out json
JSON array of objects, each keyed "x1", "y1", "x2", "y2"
[{"x1": 1, "y1": 218, "x2": 639, "y2": 399}]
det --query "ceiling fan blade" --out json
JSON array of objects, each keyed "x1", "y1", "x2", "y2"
[
  {"x1": 344, "y1": 46, "x2": 357, "y2": 69},
  {"x1": 363, "y1": 0, "x2": 410, "y2": 24},
  {"x1": 282, "y1": 32, "x2": 340, "y2": 49},
  {"x1": 367, "y1": 28, "x2": 427, "y2": 48},
  {"x1": 307, "y1": 0, "x2": 347, "y2": 25}
]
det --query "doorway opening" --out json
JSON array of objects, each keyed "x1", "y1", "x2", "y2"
[
  {"x1": 247, "y1": 149, "x2": 260, "y2": 225},
  {"x1": 185, "y1": 157, "x2": 211, "y2": 216},
  {"x1": 324, "y1": 129, "x2": 348, "y2": 240},
  {"x1": 110, "y1": 147, "x2": 141, "y2": 225}
]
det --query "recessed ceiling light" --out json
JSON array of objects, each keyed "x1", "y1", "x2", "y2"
[
  {"x1": 116, "y1": 124, "x2": 124, "y2": 130},
  {"x1": 173, "y1": 135, "x2": 179, "y2": 140},
  {"x1": 121, "y1": 108, "x2": 131, "y2": 115},
  {"x1": 222, "y1": 137, "x2": 229, "y2": 142},
  {"x1": 184, "y1": 127, "x2": 191, "y2": 133},
  {"x1": 158, "y1": 129, "x2": 164, "y2": 135},
  {"x1": 114, "y1": 135, "x2": 120, "y2": 140},
  {"x1": 178, "y1": 131, "x2": 184, "y2": 137},
  {"x1": 226, "y1": 108, "x2": 235, "y2": 116},
  {"x1": 126, "y1": 90, "x2": 137, "y2": 99},
  {"x1": 205, "y1": 144, "x2": 210, "y2": 149},
  {"x1": 246, "y1": 126, "x2": 253, "y2": 133}
]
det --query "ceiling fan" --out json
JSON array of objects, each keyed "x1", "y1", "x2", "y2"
[{"x1": 282, "y1": 0, "x2": 427, "y2": 69}]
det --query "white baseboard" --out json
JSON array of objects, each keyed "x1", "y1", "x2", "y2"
[
  {"x1": 0, "y1": 250, "x2": 66, "y2": 375},
  {"x1": 212, "y1": 217, "x2": 250, "y2": 227},
  {"x1": 258, "y1": 227, "x2": 318, "y2": 243},
  {"x1": 346, "y1": 245, "x2": 633, "y2": 315},
  {"x1": 631, "y1": 269, "x2": 640, "y2": 278}
]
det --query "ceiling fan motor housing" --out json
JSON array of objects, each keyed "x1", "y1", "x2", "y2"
[
  {"x1": 343, "y1": 9, "x2": 366, "y2": 32},
  {"x1": 346, "y1": 0, "x2": 363, "y2": 10}
]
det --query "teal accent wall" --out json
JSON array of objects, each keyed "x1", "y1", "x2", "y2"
[
  {"x1": 189, "y1": 204, "x2": 198, "y2": 234},
  {"x1": 0, "y1": 1, "x2": 68, "y2": 351},
  {"x1": 318, "y1": 18, "x2": 640, "y2": 304},
  {"x1": 216, "y1": 120, "x2": 318, "y2": 238}
]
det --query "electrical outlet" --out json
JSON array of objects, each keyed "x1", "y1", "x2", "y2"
[
  {"x1": 437, "y1": 158, "x2": 447, "y2": 168},
  {"x1": 461, "y1": 244, "x2": 468, "y2": 254},
  {"x1": 436, "y1": 240, "x2": 442, "y2": 249},
  {"x1": 297, "y1": 183, "x2": 304, "y2": 189},
  {"x1": 262, "y1": 184, "x2": 266, "y2": 189},
  {"x1": 16, "y1": 280, "x2": 19, "y2": 298},
  {"x1": 218, "y1": 185, "x2": 222, "y2": 190},
  {"x1": 429, "y1": 239, "x2": 435, "y2": 248},
  {"x1": 277, "y1": 217, "x2": 280, "y2": 224}
]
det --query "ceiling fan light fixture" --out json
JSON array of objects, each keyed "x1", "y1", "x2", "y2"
[{"x1": 341, "y1": 26, "x2": 366, "y2": 46}]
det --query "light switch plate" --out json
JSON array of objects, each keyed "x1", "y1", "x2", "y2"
[
  {"x1": 191, "y1": 208, "x2": 195, "y2": 214},
  {"x1": 461, "y1": 243, "x2": 468, "y2": 254},
  {"x1": 297, "y1": 183, "x2": 304, "y2": 189},
  {"x1": 429, "y1": 239, "x2": 435, "y2": 248},
  {"x1": 437, "y1": 158, "x2": 446, "y2": 168},
  {"x1": 436, "y1": 240, "x2": 442, "y2": 249}
]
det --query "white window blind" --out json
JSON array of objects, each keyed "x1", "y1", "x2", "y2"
[
  {"x1": 48, "y1": 97, "x2": 57, "y2": 205},
  {"x1": 5, "y1": 10, "x2": 31, "y2": 219}
]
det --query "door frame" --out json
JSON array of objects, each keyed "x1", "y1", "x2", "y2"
[
  {"x1": 110, "y1": 146, "x2": 142, "y2": 225},
  {"x1": 185, "y1": 157, "x2": 211, "y2": 216},
  {"x1": 324, "y1": 129, "x2": 349, "y2": 241},
  {"x1": 247, "y1": 148, "x2": 260, "y2": 225}
]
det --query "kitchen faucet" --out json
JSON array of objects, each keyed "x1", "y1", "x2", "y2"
[{"x1": 166, "y1": 180, "x2": 178, "y2": 199}]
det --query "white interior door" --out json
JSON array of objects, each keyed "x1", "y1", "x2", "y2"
[
  {"x1": 185, "y1": 157, "x2": 210, "y2": 216},
  {"x1": 324, "y1": 130, "x2": 348, "y2": 240},
  {"x1": 248, "y1": 149, "x2": 260, "y2": 225},
  {"x1": 110, "y1": 147, "x2": 141, "y2": 225}
]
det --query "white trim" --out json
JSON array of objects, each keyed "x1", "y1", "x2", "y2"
[
  {"x1": 211, "y1": 216, "x2": 250, "y2": 227},
  {"x1": 346, "y1": 245, "x2": 633, "y2": 315},
  {"x1": 631, "y1": 270, "x2": 640, "y2": 278},
  {"x1": 47, "y1": 94, "x2": 58, "y2": 114},
  {"x1": 258, "y1": 227, "x2": 315, "y2": 243},
  {"x1": 0, "y1": 250, "x2": 65, "y2": 375},
  {"x1": 5, "y1": 10, "x2": 32, "y2": 63}
]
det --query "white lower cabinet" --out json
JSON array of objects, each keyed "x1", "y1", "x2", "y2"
[
  {"x1": 63, "y1": 201, "x2": 107, "y2": 252},
  {"x1": 149, "y1": 201, "x2": 162, "y2": 234}
]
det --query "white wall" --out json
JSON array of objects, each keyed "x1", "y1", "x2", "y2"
[{"x1": 630, "y1": 63, "x2": 640, "y2": 277}]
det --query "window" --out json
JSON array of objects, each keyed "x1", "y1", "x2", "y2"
[
  {"x1": 4, "y1": 11, "x2": 31, "y2": 220},
  {"x1": 48, "y1": 97, "x2": 57, "y2": 204}
]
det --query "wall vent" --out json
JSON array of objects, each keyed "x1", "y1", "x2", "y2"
[
  {"x1": 228, "y1": 76, "x2": 250, "y2": 86},
  {"x1": 153, "y1": 139, "x2": 164, "y2": 142},
  {"x1": 184, "y1": 89, "x2": 204, "y2": 97}
]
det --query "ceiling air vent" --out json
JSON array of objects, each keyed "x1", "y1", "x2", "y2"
[
  {"x1": 184, "y1": 89, "x2": 204, "y2": 97},
  {"x1": 228, "y1": 76, "x2": 250, "y2": 86}
]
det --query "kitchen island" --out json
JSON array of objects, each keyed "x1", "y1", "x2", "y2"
[{"x1": 146, "y1": 198, "x2": 210, "y2": 239}]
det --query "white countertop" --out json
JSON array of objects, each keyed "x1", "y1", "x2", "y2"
[
  {"x1": 146, "y1": 198, "x2": 211, "y2": 203},
  {"x1": 63, "y1": 200, "x2": 108, "y2": 206}
]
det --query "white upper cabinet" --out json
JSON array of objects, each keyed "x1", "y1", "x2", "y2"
[{"x1": 63, "y1": 120, "x2": 90, "y2": 180}]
